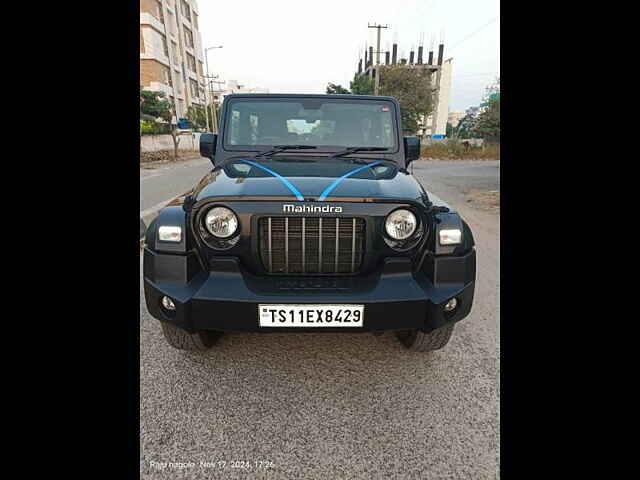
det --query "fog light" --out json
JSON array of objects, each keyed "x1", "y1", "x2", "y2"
[
  {"x1": 444, "y1": 298, "x2": 458, "y2": 312},
  {"x1": 161, "y1": 296, "x2": 176, "y2": 311}
]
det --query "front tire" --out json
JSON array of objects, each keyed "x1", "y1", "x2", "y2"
[
  {"x1": 396, "y1": 324, "x2": 455, "y2": 352},
  {"x1": 160, "y1": 322, "x2": 221, "y2": 351}
]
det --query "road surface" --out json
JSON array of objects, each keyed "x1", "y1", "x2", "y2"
[
  {"x1": 140, "y1": 159, "x2": 500, "y2": 479},
  {"x1": 140, "y1": 157, "x2": 211, "y2": 215}
]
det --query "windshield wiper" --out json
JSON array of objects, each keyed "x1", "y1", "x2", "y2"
[
  {"x1": 328, "y1": 147, "x2": 388, "y2": 159},
  {"x1": 254, "y1": 145, "x2": 317, "y2": 158}
]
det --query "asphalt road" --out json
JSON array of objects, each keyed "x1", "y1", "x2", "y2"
[
  {"x1": 140, "y1": 159, "x2": 500, "y2": 479},
  {"x1": 140, "y1": 157, "x2": 211, "y2": 214}
]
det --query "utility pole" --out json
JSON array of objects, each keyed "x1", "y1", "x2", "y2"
[
  {"x1": 203, "y1": 77, "x2": 210, "y2": 132},
  {"x1": 368, "y1": 23, "x2": 388, "y2": 95},
  {"x1": 203, "y1": 74, "x2": 218, "y2": 131},
  {"x1": 204, "y1": 45, "x2": 223, "y2": 132},
  {"x1": 210, "y1": 79, "x2": 225, "y2": 133}
]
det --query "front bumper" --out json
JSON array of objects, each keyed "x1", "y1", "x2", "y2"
[{"x1": 143, "y1": 248, "x2": 475, "y2": 334}]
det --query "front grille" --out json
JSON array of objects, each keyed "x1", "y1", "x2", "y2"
[{"x1": 258, "y1": 217, "x2": 366, "y2": 275}]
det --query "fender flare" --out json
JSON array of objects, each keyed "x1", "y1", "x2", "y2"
[{"x1": 146, "y1": 206, "x2": 189, "y2": 254}]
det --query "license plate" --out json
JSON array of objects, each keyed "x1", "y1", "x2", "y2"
[{"x1": 258, "y1": 304, "x2": 364, "y2": 327}]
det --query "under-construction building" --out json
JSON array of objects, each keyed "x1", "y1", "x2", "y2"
[{"x1": 358, "y1": 39, "x2": 452, "y2": 139}]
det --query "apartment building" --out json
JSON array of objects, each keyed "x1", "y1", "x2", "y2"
[{"x1": 140, "y1": 0, "x2": 207, "y2": 120}]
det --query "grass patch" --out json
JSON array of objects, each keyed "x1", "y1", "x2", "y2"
[{"x1": 421, "y1": 139, "x2": 500, "y2": 160}]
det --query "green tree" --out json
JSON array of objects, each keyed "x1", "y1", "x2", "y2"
[
  {"x1": 377, "y1": 66, "x2": 434, "y2": 133},
  {"x1": 446, "y1": 122, "x2": 454, "y2": 138},
  {"x1": 186, "y1": 105, "x2": 209, "y2": 131},
  {"x1": 140, "y1": 89, "x2": 171, "y2": 119},
  {"x1": 474, "y1": 79, "x2": 500, "y2": 140},
  {"x1": 456, "y1": 114, "x2": 477, "y2": 139},
  {"x1": 139, "y1": 89, "x2": 183, "y2": 160},
  {"x1": 326, "y1": 83, "x2": 350, "y2": 94},
  {"x1": 350, "y1": 74, "x2": 374, "y2": 95}
]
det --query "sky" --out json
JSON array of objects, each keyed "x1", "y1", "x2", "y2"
[{"x1": 197, "y1": 0, "x2": 499, "y2": 112}]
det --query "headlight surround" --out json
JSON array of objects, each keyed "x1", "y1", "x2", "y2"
[
  {"x1": 204, "y1": 207, "x2": 239, "y2": 238},
  {"x1": 385, "y1": 209, "x2": 417, "y2": 240}
]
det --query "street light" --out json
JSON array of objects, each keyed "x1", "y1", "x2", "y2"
[{"x1": 204, "y1": 45, "x2": 223, "y2": 132}]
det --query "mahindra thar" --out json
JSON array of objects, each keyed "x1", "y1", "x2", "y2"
[{"x1": 143, "y1": 94, "x2": 476, "y2": 352}]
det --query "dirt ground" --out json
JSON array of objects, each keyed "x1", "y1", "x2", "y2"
[{"x1": 466, "y1": 188, "x2": 500, "y2": 213}]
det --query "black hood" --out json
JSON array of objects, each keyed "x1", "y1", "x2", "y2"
[{"x1": 192, "y1": 157, "x2": 428, "y2": 203}]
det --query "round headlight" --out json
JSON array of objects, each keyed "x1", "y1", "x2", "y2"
[
  {"x1": 204, "y1": 207, "x2": 239, "y2": 238},
  {"x1": 385, "y1": 209, "x2": 417, "y2": 240}
]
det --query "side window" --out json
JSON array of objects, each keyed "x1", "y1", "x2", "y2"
[
  {"x1": 249, "y1": 113, "x2": 259, "y2": 143},
  {"x1": 229, "y1": 111, "x2": 240, "y2": 145},
  {"x1": 382, "y1": 116, "x2": 393, "y2": 146}
]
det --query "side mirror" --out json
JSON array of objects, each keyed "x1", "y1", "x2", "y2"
[
  {"x1": 404, "y1": 136, "x2": 421, "y2": 165},
  {"x1": 200, "y1": 133, "x2": 217, "y2": 162}
]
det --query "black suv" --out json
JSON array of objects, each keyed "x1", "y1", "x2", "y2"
[{"x1": 143, "y1": 94, "x2": 475, "y2": 352}]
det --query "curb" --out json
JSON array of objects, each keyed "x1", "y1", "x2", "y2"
[{"x1": 140, "y1": 154, "x2": 203, "y2": 169}]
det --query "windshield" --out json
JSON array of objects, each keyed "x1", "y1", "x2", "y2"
[{"x1": 223, "y1": 98, "x2": 398, "y2": 151}]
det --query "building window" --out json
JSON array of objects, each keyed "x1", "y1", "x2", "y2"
[
  {"x1": 156, "y1": 1, "x2": 164, "y2": 24},
  {"x1": 192, "y1": 13, "x2": 198, "y2": 30},
  {"x1": 161, "y1": 35, "x2": 169, "y2": 58},
  {"x1": 172, "y1": 40, "x2": 179, "y2": 64},
  {"x1": 190, "y1": 78, "x2": 198, "y2": 98},
  {"x1": 198, "y1": 61, "x2": 204, "y2": 76},
  {"x1": 181, "y1": 0, "x2": 191, "y2": 22},
  {"x1": 164, "y1": 67, "x2": 173, "y2": 87},
  {"x1": 186, "y1": 53, "x2": 196, "y2": 72},
  {"x1": 184, "y1": 26, "x2": 194, "y2": 49},
  {"x1": 168, "y1": 11, "x2": 176, "y2": 35}
]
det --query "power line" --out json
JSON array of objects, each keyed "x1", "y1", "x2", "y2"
[
  {"x1": 453, "y1": 72, "x2": 500, "y2": 78},
  {"x1": 448, "y1": 16, "x2": 498, "y2": 52}
]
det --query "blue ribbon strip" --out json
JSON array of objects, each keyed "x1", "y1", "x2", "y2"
[
  {"x1": 318, "y1": 161, "x2": 383, "y2": 201},
  {"x1": 241, "y1": 159, "x2": 305, "y2": 201}
]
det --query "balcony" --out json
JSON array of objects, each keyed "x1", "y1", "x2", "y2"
[
  {"x1": 139, "y1": 12, "x2": 164, "y2": 33},
  {"x1": 149, "y1": 82, "x2": 173, "y2": 98}
]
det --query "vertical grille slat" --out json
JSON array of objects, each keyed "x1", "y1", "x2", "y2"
[
  {"x1": 351, "y1": 218, "x2": 356, "y2": 273},
  {"x1": 268, "y1": 217, "x2": 272, "y2": 273},
  {"x1": 259, "y1": 216, "x2": 365, "y2": 275},
  {"x1": 302, "y1": 217, "x2": 306, "y2": 273},
  {"x1": 318, "y1": 217, "x2": 323, "y2": 274},
  {"x1": 285, "y1": 217, "x2": 289, "y2": 273},
  {"x1": 334, "y1": 219, "x2": 339, "y2": 272}
]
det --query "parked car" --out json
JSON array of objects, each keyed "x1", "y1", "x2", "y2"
[{"x1": 143, "y1": 94, "x2": 476, "y2": 352}]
